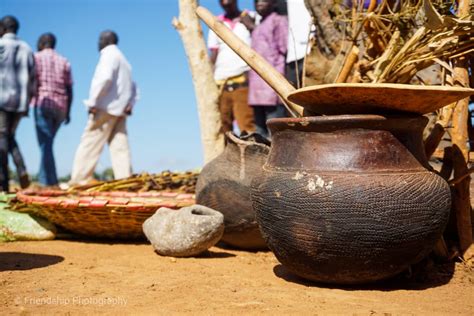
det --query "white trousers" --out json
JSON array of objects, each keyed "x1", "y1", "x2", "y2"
[{"x1": 70, "y1": 110, "x2": 132, "y2": 185}]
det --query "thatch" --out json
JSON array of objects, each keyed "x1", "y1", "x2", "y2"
[{"x1": 305, "y1": 0, "x2": 474, "y2": 86}]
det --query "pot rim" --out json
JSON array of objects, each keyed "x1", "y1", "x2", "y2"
[{"x1": 267, "y1": 114, "x2": 427, "y2": 133}]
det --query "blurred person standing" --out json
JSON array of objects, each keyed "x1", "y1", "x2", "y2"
[
  {"x1": 207, "y1": 0, "x2": 256, "y2": 135},
  {"x1": 0, "y1": 16, "x2": 34, "y2": 191},
  {"x1": 70, "y1": 30, "x2": 137, "y2": 185},
  {"x1": 31, "y1": 33, "x2": 73, "y2": 187},
  {"x1": 286, "y1": 0, "x2": 312, "y2": 88},
  {"x1": 0, "y1": 20, "x2": 5, "y2": 37},
  {"x1": 246, "y1": 0, "x2": 288, "y2": 138}
]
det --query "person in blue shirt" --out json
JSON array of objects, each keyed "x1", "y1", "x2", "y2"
[{"x1": 0, "y1": 16, "x2": 34, "y2": 191}]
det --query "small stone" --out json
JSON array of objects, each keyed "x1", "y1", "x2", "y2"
[{"x1": 143, "y1": 205, "x2": 224, "y2": 257}]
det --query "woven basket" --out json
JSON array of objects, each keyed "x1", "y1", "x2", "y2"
[{"x1": 15, "y1": 189, "x2": 195, "y2": 239}]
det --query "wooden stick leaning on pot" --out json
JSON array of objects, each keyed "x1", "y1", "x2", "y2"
[{"x1": 196, "y1": 6, "x2": 305, "y2": 118}]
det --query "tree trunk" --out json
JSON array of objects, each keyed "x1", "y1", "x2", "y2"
[
  {"x1": 303, "y1": 0, "x2": 348, "y2": 85},
  {"x1": 304, "y1": 0, "x2": 343, "y2": 57},
  {"x1": 173, "y1": 0, "x2": 224, "y2": 163}
]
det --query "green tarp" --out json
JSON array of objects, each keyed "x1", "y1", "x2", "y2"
[{"x1": 0, "y1": 193, "x2": 56, "y2": 242}]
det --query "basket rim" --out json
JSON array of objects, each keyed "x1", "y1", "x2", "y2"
[{"x1": 16, "y1": 189, "x2": 195, "y2": 210}]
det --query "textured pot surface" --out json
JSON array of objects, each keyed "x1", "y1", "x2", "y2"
[
  {"x1": 196, "y1": 132, "x2": 270, "y2": 250},
  {"x1": 252, "y1": 115, "x2": 451, "y2": 284}
]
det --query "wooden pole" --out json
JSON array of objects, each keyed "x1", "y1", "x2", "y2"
[
  {"x1": 424, "y1": 123, "x2": 445, "y2": 159},
  {"x1": 451, "y1": 0, "x2": 472, "y2": 160},
  {"x1": 335, "y1": 46, "x2": 359, "y2": 83},
  {"x1": 439, "y1": 147, "x2": 454, "y2": 181},
  {"x1": 433, "y1": 237, "x2": 450, "y2": 260},
  {"x1": 433, "y1": 147, "x2": 453, "y2": 260},
  {"x1": 449, "y1": 0, "x2": 474, "y2": 256},
  {"x1": 172, "y1": 0, "x2": 225, "y2": 163},
  {"x1": 424, "y1": 104, "x2": 456, "y2": 159},
  {"x1": 363, "y1": 0, "x2": 385, "y2": 57},
  {"x1": 451, "y1": 145, "x2": 473, "y2": 255}
]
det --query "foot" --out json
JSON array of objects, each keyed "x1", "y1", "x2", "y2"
[
  {"x1": 58, "y1": 182, "x2": 70, "y2": 190},
  {"x1": 19, "y1": 173, "x2": 31, "y2": 189}
]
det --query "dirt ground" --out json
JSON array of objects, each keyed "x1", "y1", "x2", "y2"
[{"x1": 1, "y1": 240, "x2": 473, "y2": 315}]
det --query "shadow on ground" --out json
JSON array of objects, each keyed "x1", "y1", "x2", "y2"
[
  {"x1": 273, "y1": 259, "x2": 456, "y2": 291},
  {"x1": 151, "y1": 249, "x2": 236, "y2": 259},
  {"x1": 55, "y1": 231, "x2": 148, "y2": 245},
  {"x1": 0, "y1": 252, "x2": 64, "y2": 271},
  {"x1": 195, "y1": 249, "x2": 236, "y2": 259},
  {"x1": 215, "y1": 241, "x2": 270, "y2": 253}
]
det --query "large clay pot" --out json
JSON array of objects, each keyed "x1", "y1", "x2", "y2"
[
  {"x1": 251, "y1": 115, "x2": 451, "y2": 284},
  {"x1": 196, "y1": 132, "x2": 270, "y2": 250}
]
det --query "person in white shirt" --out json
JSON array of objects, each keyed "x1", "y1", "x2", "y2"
[
  {"x1": 70, "y1": 30, "x2": 137, "y2": 185},
  {"x1": 286, "y1": 0, "x2": 313, "y2": 88},
  {"x1": 207, "y1": 0, "x2": 256, "y2": 135}
]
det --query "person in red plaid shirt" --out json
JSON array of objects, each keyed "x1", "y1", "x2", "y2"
[{"x1": 31, "y1": 33, "x2": 73, "y2": 186}]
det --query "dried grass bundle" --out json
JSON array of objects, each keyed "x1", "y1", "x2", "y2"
[
  {"x1": 332, "y1": 0, "x2": 473, "y2": 85},
  {"x1": 68, "y1": 171, "x2": 199, "y2": 193}
]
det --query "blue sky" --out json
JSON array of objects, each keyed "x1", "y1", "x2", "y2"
[{"x1": 1, "y1": 0, "x2": 255, "y2": 177}]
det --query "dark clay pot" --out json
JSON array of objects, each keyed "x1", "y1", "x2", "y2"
[
  {"x1": 196, "y1": 132, "x2": 270, "y2": 250},
  {"x1": 251, "y1": 115, "x2": 451, "y2": 284}
]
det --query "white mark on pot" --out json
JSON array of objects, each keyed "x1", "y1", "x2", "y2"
[
  {"x1": 292, "y1": 171, "x2": 306, "y2": 180},
  {"x1": 307, "y1": 175, "x2": 333, "y2": 192},
  {"x1": 315, "y1": 175, "x2": 325, "y2": 188},
  {"x1": 238, "y1": 144, "x2": 247, "y2": 180},
  {"x1": 287, "y1": 122, "x2": 296, "y2": 127},
  {"x1": 274, "y1": 191, "x2": 281, "y2": 197}
]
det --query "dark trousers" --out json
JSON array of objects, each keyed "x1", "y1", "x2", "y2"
[
  {"x1": 286, "y1": 58, "x2": 305, "y2": 89},
  {"x1": 35, "y1": 107, "x2": 64, "y2": 186},
  {"x1": 253, "y1": 105, "x2": 287, "y2": 139},
  {"x1": 0, "y1": 110, "x2": 27, "y2": 191}
]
